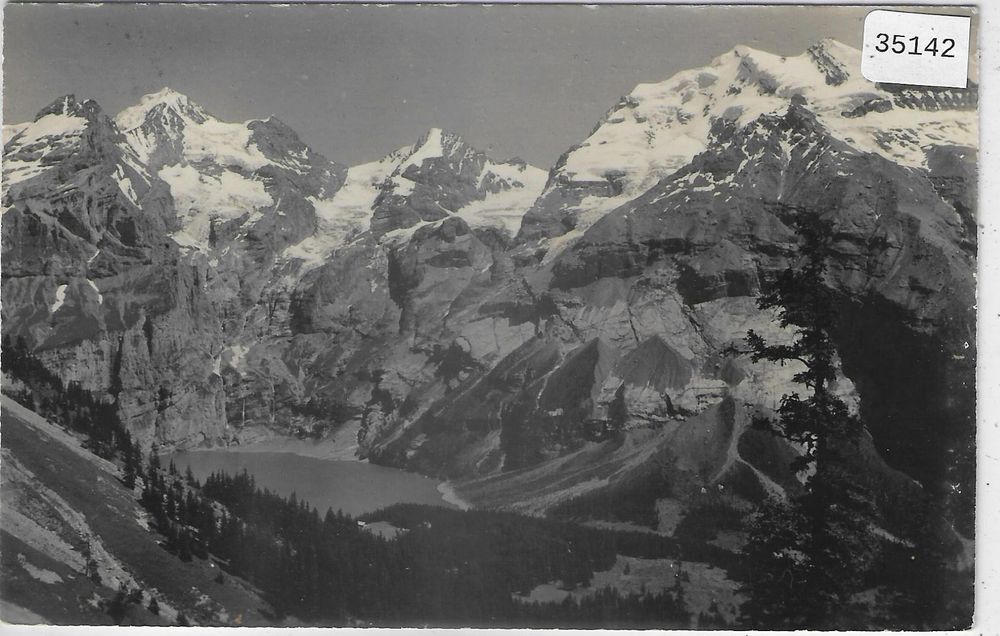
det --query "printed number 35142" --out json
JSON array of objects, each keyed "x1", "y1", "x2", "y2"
[{"x1": 874, "y1": 33, "x2": 956, "y2": 57}]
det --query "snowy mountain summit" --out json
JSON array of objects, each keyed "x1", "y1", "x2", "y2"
[
  {"x1": 112, "y1": 88, "x2": 348, "y2": 254},
  {"x1": 283, "y1": 128, "x2": 545, "y2": 268},
  {"x1": 369, "y1": 127, "x2": 546, "y2": 238},
  {"x1": 3, "y1": 87, "x2": 547, "y2": 281},
  {"x1": 115, "y1": 87, "x2": 211, "y2": 132},
  {"x1": 110, "y1": 90, "x2": 546, "y2": 260},
  {"x1": 519, "y1": 39, "x2": 976, "y2": 246}
]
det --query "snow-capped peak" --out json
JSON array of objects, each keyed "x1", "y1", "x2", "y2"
[
  {"x1": 115, "y1": 87, "x2": 209, "y2": 132},
  {"x1": 282, "y1": 128, "x2": 546, "y2": 268},
  {"x1": 729, "y1": 44, "x2": 767, "y2": 59},
  {"x1": 523, "y1": 37, "x2": 976, "y2": 252},
  {"x1": 3, "y1": 95, "x2": 103, "y2": 187},
  {"x1": 385, "y1": 127, "x2": 542, "y2": 202},
  {"x1": 113, "y1": 90, "x2": 291, "y2": 253},
  {"x1": 115, "y1": 86, "x2": 270, "y2": 167},
  {"x1": 29, "y1": 94, "x2": 104, "y2": 123},
  {"x1": 141, "y1": 86, "x2": 194, "y2": 106},
  {"x1": 812, "y1": 37, "x2": 859, "y2": 63},
  {"x1": 602, "y1": 36, "x2": 972, "y2": 177},
  {"x1": 398, "y1": 127, "x2": 450, "y2": 170},
  {"x1": 557, "y1": 39, "x2": 868, "y2": 193},
  {"x1": 39, "y1": 94, "x2": 84, "y2": 118}
]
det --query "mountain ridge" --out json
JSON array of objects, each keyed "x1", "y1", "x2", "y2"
[
  {"x1": 1, "y1": 39, "x2": 977, "y2": 539},
  {"x1": 517, "y1": 38, "x2": 976, "y2": 253}
]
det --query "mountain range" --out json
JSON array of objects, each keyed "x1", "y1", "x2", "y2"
[{"x1": 1, "y1": 39, "x2": 977, "y2": 539}]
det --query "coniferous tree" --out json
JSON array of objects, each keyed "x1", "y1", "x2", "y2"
[
  {"x1": 671, "y1": 560, "x2": 689, "y2": 615},
  {"x1": 147, "y1": 452, "x2": 162, "y2": 482},
  {"x1": 122, "y1": 445, "x2": 138, "y2": 489},
  {"x1": 106, "y1": 583, "x2": 130, "y2": 624},
  {"x1": 737, "y1": 214, "x2": 879, "y2": 629},
  {"x1": 698, "y1": 598, "x2": 728, "y2": 628},
  {"x1": 132, "y1": 441, "x2": 145, "y2": 480},
  {"x1": 82, "y1": 543, "x2": 101, "y2": 584},
  {"x1": 178, "y1": 529, "x2": 193, "y2": 562},
  {"x1": 185, "y1": 465, "x2": 198, "y2": 488}
]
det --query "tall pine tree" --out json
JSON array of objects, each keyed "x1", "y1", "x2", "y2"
[{"x1": 737, "y1": 213, "x2": 879, "y2": 629}]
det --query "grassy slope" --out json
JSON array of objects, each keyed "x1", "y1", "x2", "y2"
[{"x1": 0, "y1": 395, "x2": 275, "y2": 626}]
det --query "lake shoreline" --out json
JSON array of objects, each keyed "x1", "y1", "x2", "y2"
[
  {"x1": 213, "y1": 421, "x2": 363, "y2": 461},
  {"x1": 170, "y1": 446, "x2": 461, "y2": 517},
  {"x1": 436, "y1": 481, "x2": 472, "y2": 510}
]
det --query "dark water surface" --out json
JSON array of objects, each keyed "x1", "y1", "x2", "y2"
[{"x1": 170, "y1": 449, "x2": 453, "y2": 517}]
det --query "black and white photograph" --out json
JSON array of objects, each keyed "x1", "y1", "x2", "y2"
[{"x1": 0, "y1": 2, "x2": 984, "y2": 630}]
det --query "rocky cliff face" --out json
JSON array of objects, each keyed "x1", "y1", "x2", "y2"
[
  {"x1": 3, "y1": 95, "x2": 176, "y2": 279},
  {"x1": 2, "y1": 39, "x2": 976, "y2": 529},
  {"x1": 371, "y1": 98, "x2": 974, "y2": 493},
  {"x1": 2, "y1": 95, "x2": 228, "y2": 447}
]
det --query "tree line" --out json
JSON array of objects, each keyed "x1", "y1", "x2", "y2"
[
  {"x1": 2, "y1": 334, "x2": 137, "y2": 463},
  {"x1": 0, "y1": 329, "x2": 709, "y2": 627},
  {"x1": 133, "y1": 459, "x2": 710, "y2": 626}
]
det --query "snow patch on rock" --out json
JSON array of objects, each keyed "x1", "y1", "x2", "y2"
[
  {"x1": 400, "y1": 127, "x2": 445, "y2": 170},
  {"x1": 50, "y1": 285, "x2": 68, "y2": 314},
  {"x1": 86, "y1": 279, "x2": 103, "y2": 305},
  {"x1": 159, "y1": 164, "x2": 273, "y2": 250},
  {"x1": 113, "y1": 165, "x2": 140, "y2": 206},
  {"x1": 3, "y1": 113, "x2": 88, "y2": 186},
  {"x1": 283, "y1": 154, "x2": 401, "y2": 269},
  {"x1": 455, "y1": 163, "x2": 547, "y2": 236}
]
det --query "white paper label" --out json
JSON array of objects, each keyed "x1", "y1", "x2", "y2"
[{"x1": 861, "y1": 10, "x2": 971, "y2": 88}]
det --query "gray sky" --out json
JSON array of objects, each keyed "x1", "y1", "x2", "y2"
[{"x1": 0, "y1": 4, "x2": 972, "y2": 167}]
